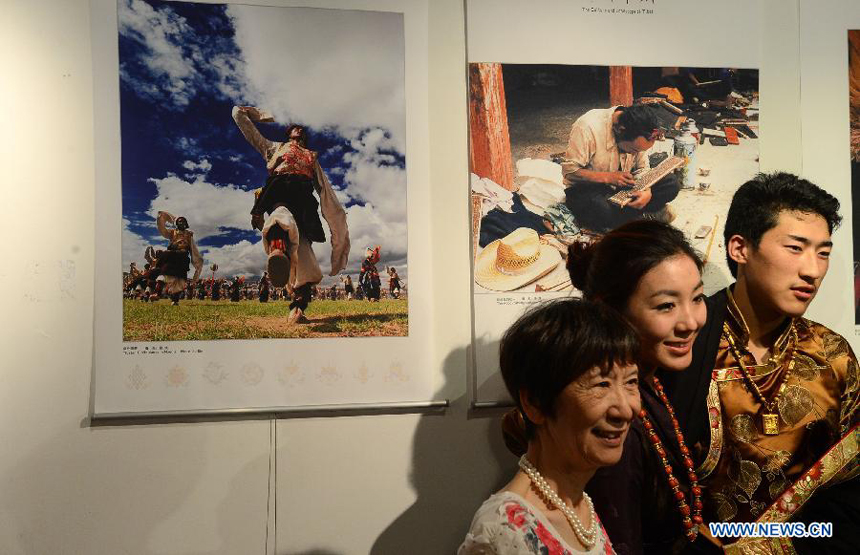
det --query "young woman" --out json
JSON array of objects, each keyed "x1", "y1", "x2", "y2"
[
  {"x1": 569, "y1": 220, "x2": 716, "y2": 554},
  {"x1": 461, "y1": 299, "x2": 641, "y2": 554}
]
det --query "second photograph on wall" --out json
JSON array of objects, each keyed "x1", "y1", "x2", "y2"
[
  {"x1": 464, "y1": 0, "x2": 766, "y2": 406},
  {"x1": 469, "y1": 63, "x2": 760, "y2": 295}
]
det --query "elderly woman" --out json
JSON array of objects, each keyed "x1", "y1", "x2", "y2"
[
  {"x1": 460, "y1": 299, "x2": 641, "y2": 554},
  {"x1": 503, "y1": 221, "x2": 714, "y2": 554}
]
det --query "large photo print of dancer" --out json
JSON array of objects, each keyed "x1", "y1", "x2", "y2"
[{"x1": 118, "y1": 0, "x2": 408, "y2": 340}]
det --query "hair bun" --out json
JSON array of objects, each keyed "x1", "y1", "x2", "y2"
[
  {"x1": 501, "y1": 409, "x2": 528, "y2": 457},
  {"x1": 566, "y1": 240, "x2": 595, "y2": 291}
]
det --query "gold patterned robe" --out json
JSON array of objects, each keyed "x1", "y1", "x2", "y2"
[{"x1": 689, "y1": 290, "x2": 860, "y2": 552}]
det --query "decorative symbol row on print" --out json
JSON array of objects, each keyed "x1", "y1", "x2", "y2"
[
  {"x1": 126, "y1": 365, "x2": 149, "y2": 390},
  {"x1": 125, "y1": 361, "x2": 411, "y2": 390},
  {"x1": 318, "y1": 361, "x2": 410, "y2": 386}
]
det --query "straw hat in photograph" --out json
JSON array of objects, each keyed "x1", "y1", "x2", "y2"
[{"x1": 475, "y1": 227, "x2": 562, "y2": 292}]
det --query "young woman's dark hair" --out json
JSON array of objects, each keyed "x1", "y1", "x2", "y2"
[
  {"x1": 499, "y1": 298, "x2": 639, "y2": 439},
  {"x1": 285, "y1": 124, "x2": 309, "y2": 147},
  {"x1": 568, "y1": 220, "x2": 703, "y2": 313},
  {"x1": 723, "y1": 172, "x2": 841, "y2": 277},
  {"x1": 613, "y1": 104, "x2": 665, "y2": 142}
]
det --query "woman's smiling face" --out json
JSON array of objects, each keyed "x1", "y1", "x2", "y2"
[
  {"x1": 535, "y1": 363, "x2": 641, "y2": 472},
  {"x1": 624, "y1": 254, "x2": 706, "y2": 371}
]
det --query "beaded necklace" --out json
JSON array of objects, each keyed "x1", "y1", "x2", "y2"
[
  {"x1": 518, "y1": 455, "x2": 598, "y2": 549},
  {"x1": 722, "y1": 322, "x2": 798, "y2": 435},
  {"x1": 639, "y1": 376, "x2": 703, "y2": 541}
]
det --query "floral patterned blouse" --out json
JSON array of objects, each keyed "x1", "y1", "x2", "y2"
[{"x1": 459, "y1": 491, "x2": 615, "y2": 555}]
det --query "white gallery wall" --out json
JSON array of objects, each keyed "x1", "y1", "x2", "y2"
[
  {"x1": 1, "y1": 1, "x2": 509, "y2": 553},
  {"x1": 2, "y1": 1, "x2": 851, "y2": 554}
]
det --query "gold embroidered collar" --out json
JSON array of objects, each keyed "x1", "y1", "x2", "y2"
[{"x1": 724, "y1": 287, "x2": 795, "y2": 361}]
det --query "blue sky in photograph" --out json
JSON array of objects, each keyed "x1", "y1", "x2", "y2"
[{"x1": 118, "y1": 0, "x2": 407, "y2": 283}]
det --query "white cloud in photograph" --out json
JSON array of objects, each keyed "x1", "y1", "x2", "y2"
[
  {"x1": 199, "y1": 239, "x2": 266, "y2": 279},
  {"x1": 145, "y1": 173, "x2": 256, "y2": 240},
  {"x1": 121, "y1": 217, "x2": 153, "y2": 270},
  {"x1": 227, "y1": 4, "x2": 406, "y2": 153},
  {"x1": 118, "y1": 0, "x2": 250, "y2": 107}
]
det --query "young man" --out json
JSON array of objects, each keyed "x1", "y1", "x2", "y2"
[
  {"x1": 561, "y1": 103, "x2": 679, "y2": 232},
  {"x1": 662, "y1": 172, "x2": 859, "y2": 554}
]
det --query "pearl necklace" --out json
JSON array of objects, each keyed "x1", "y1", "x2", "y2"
[{"x1": 518, "y1": 455, "x2": 598, "y2": 550}]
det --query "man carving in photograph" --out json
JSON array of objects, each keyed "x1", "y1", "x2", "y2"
[{"x1": 561, "y1": 103, "x2": 680, "y2": 232}]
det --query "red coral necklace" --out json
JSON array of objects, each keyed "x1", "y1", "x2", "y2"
[{"x1": 639, "y1": 376, "x2": 703, "y2": 541}]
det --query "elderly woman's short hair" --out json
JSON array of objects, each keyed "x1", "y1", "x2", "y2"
[{"x1": 499, "y1": 298, "x2": 639, "y2": 438}]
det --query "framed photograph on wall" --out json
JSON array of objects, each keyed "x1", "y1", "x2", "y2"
[
  {"x1": 92, "y1": 0, "x2": 436, "y2": 417},
  {"x1": 798, "y1": 0, "x2": 860, "y2": 344},
  {"x1": 466, "y1": 0, "x2": 764, "y2": 405}
]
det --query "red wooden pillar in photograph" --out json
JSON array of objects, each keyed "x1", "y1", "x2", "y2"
[
  {"x1": 468, "y1": 62, "x2": 515, "y2": 191},
  {"x1": 609, "y1": 66, "x2": 633, "y2": 107}
]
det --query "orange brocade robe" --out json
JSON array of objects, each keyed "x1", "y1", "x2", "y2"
[{"x1": 695, "y1": 290, "x2": 859, "y2": 542}]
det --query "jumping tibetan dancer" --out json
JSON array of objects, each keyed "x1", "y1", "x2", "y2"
[
  {"x1": 232, "y1": 105, "x2": 349, "y2": 324},
  {"x1": 155, "y1": 212, "x2": 203, "y2": 306}
]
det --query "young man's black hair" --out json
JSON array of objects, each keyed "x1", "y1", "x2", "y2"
[{"x1": 723, "y1": 171, "x2": 841, "y2": 276}]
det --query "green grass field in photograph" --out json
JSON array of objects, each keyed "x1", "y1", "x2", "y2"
[{"x1": 123, "y1": 298, "x2": 408, "y2": 341}]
